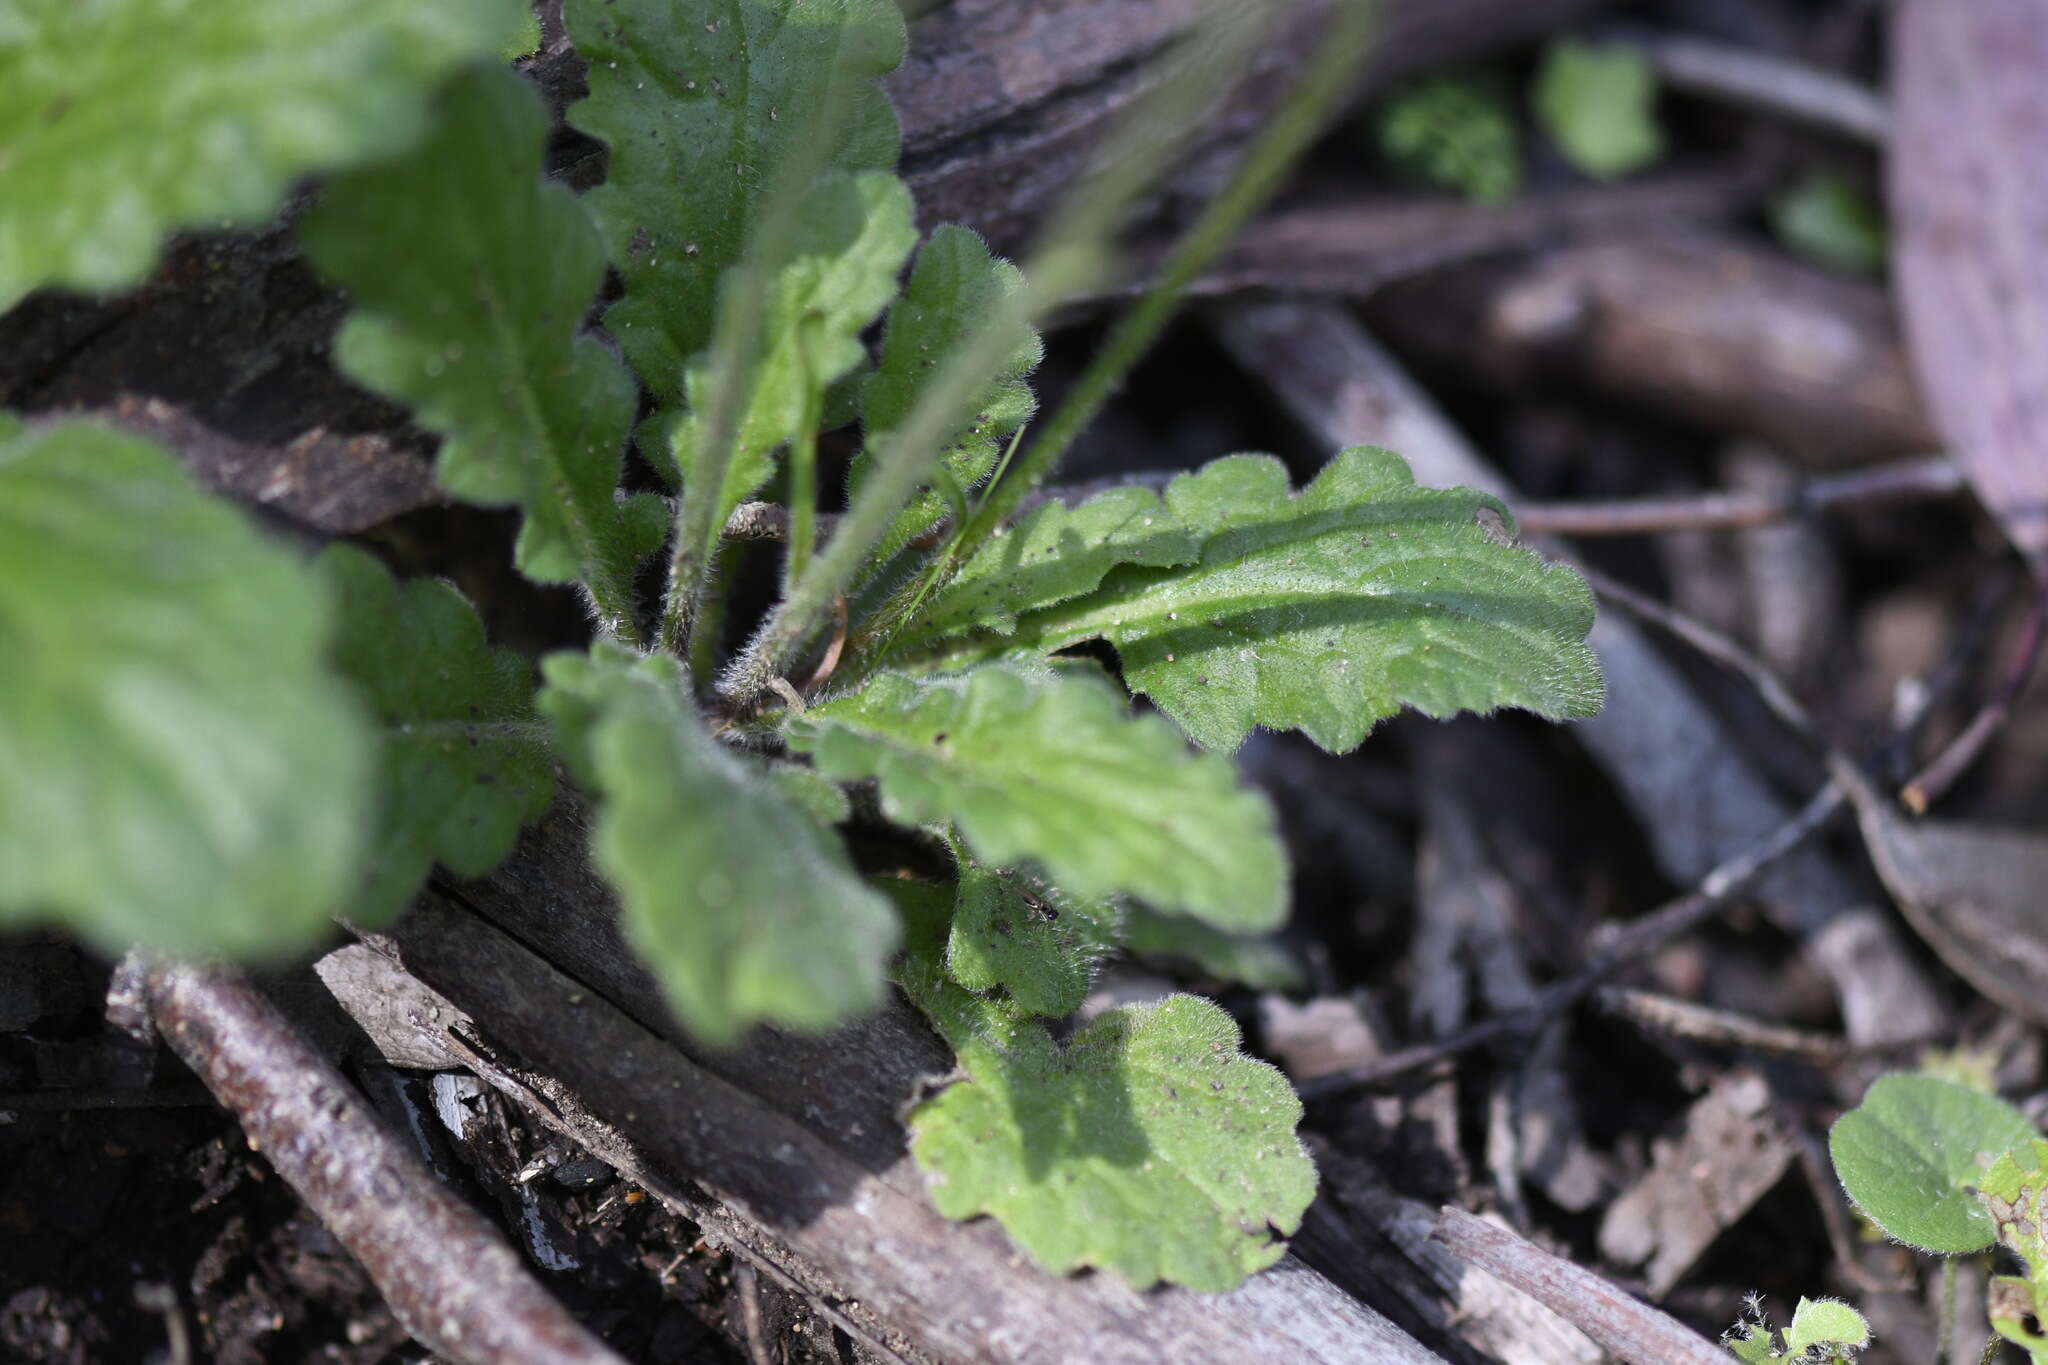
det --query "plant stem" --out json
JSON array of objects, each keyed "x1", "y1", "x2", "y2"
[
  {"x1": 719, "y1": 0, "x2": 1376, "y2": 706},
  {"x1": 655, "y1": 64, "x2": 864, "y2": 665},
  {"x1": 1938, "y1": 1254, "x2": 1958, "y2": 1365},
  {"x1": 951, "y1": 0, "x2": 1381, "y2": 561},
  {"x1": 784, "y1": 340, "x2": 824, "y2": 592}
]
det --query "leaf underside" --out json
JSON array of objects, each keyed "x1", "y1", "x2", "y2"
[
  {"x1": 541, "y1": 644, "x2": 898, "y2": 1044},
  {"x1": 0, "y1": 422, "x2": 370, "y2": 956},
  {"x1": 0, "y1": 0, "x2": 524, "y2": 309},
  {"x1": 318, "y1": 545, "x2": 554, "y2": 924},
  {"x1": 786, "y1": 664, "x2": 1289, "y2": 930},
  {"x1": 905, "y1": 447, "x2": 1602, "y2": 753},
  {"x1": 299, "y1": 65, "x2": 654, "y2": 603}
]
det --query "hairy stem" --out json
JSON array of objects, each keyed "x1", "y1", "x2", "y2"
[
  {"x1": 655, "y1": 56, "x2": 868, "y2": 665},
  {"x1": 719, "y1": 0, "x2": 1370, "y2": 706},
  {"x1": 950, "y1": 0, "x2": 1381, "y2": 561}
]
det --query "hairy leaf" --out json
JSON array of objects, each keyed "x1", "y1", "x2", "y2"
[
  {"x1": 564, "y1": 0, "x2": 905, "y2": 401},
  {"x1": 1533, "y1": 39, "x2": 1664, "y2": 181},
  {"x1": 300, "y1": 66, "x2": 653, "y2": 613},
  {"x1": 0, "y1": 422, "x2": 370, "y2": 955},
  {"x1": 897, "y1": 485, "x2": 1197, "y2": 645},
  {"x1": 664, "y1": 170, "x2": 916, "y2": 524},
  {"x1": 942, "y1": 836, "x2": 1119, "y2": 1018},
  {"x1": 318, "y1": 545, "x2": 553, "y2": 923},
  {"x1": 1726, "y1": 1297, "x2": 1872, "y2": 1364},
  {"x1": 0, "y1": 0, "x2": 524, "y2": 310},
  {"x1": 541, "y1": 644, "x2": 897, "y2": 1044},
  {"x1": 1783, "y1": 1298, "x2": 1871, "y2": 1358},
  {"x1": 851, "y1": 226, "x2": 1043, "y2": 565},
  {"x1": 888, "y1": 888, "x2": 1313, "y2": 1291},
  {"x1": 927, "y1": 449, "x2": 1601, "y2": 753},
  {"x1": 787, "y1": 665, "x2": 1288, "y2": 929},
  {"x1": 1829, "y1": 1073, "x2": 2040, "y2": 1254}
]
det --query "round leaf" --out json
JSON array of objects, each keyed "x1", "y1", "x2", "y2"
[{"x1": 1829, "y1": 1074, "x2": 2041, "y2": 1253}]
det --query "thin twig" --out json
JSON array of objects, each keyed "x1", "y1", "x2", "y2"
[
  {"x1": 1431, "y1": 1208, "x2": 1730, "y2": 1365},
  {"x1": 1617, "y1": 28, "x2": 1890, "y2": 143},
  {"x1": 1297, "y1": 781, "x2": 1845, "y2": 1098},
  {"x1": 1902, "y1": 577, "x2": 2048, "y2": 812},
  {"x1": 1514, "y1": 455, "x2": 1960, "y2": 537},
  {"x1": 1577, "y1": 565, "x2": 1820, "y2": 743},
  {"x1": 1593, "y1": 986, "x2": 1845, "y2": 1062},
  {"x1": 737, "y1": 1261, "x2": 774, "y2": 1365},
  {"x1": 145, "y1": 961, "x2": 623, "y2": 1365}
]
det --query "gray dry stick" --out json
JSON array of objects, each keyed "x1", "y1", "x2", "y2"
[
  {"x1": 143, "y1": 960, "x2": 625, "y2": 1365},
  {"x1": 361, "y1": 888, "x2": 1447, "y2": 1365},
  {"x1": 1210, "y1": 296, "x2": 1948, "y2": 1048},
  {"x1": 1432, "y1": 1208, "x2": 1728, "y2": 1365}
]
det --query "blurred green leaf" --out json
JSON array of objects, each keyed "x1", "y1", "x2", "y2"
[
  {"x1": 1534, "y1": 39, "x2": 1665, "y2": 181},
  {"x1": 1771, "y1": 172, "x2": 1888, "y2": 276},
  {"x1": 318, "y1": 545, "x2": 553, "y2": 924},
  {"x1": 1375, "y1": 75, "x2": 1523, "y2": 203},
  {"x1": 0, "y1": 0, "x2": 525, "y2": 309},
  {"x1": 0, "y1": 422, "x2": 371, "y2": 956}
]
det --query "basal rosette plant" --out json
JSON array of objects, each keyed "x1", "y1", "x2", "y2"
[{"x1": 0, "y1": 0, "x2": 1601, "y2": 1288}]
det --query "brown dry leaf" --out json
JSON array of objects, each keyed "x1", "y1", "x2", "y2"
[
  {"x1": 1836, "y1": 757, "x2": 2048, "y2": 1025},
  {"x1": 1892, "y1": 0, "x2": 2048, "y2": 568}
]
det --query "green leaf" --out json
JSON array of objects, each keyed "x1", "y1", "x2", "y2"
[
  {"x1": 1771, "y1": 172, "x2": 1888, "y2": 277},
  {"x1": 889, "y1": 888, "x2": 1314, "y2": 1291},
  {"x1": 0, "y1": 422, "x2": 370, "y2": 956},
  {"x1": 1828, "y1": 1073, "x2": 2041, "y2": 1254},
  {"x1": 664, "y1": 170, "x2": 916, "y2": 522},
  {"x1": 942, "y1": 836, "x2": 1119, "y2": 1018},
  {"x1": 786, "y1": 665, "x2": 1289, "y2": 929},
  {"x1": 317, "y1": 545, "x2": 553, "y2": 924},
  {"x1": 1724, "y1": 1296, "x2": 1871, "y2": 1363},
  {"x1": 757, "y1": 758, "x2": 852, "y2": 826},
  {"x1": 299, "y1": 66, "x2": 651, "y2": 616},
  {"x1": 0, "y1": 0, "x2": 525, "y2": 310},
  {"x1": 540, "y1": 644, "x2": 897, "y2": 1044},
  {"x1": 895, "y1": 485, "x2": 1197, "y2": 645},
  {"x1": 928, "y1": 449, "x2": 1601, "y2": 753},
  {"x1": 1533, "y1": 39, "x2": 1665, "y2": 181},
  {"x1": 1375, "y1": 75, "x2": 1524, "y2": 204},
  {"x1": 564, "y1": 0, "x2": 906, "y2": 402},
  {"x1": 1783, "y1": 1298, "x2": 1871, "y2": 1357},
  {"x1": 1724, "y1": 1324, "x2": 1774, "y2": 1364},
  {"x1": 850, "y1": 225, "x2": 1043, "y2": 565},
  {"x1": 1123, "y1": 906, "x2": 1306, "y2": 993}
]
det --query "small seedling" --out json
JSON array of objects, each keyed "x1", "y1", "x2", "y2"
[
  {"x1": 1724, "y1": 1292, "x2": 1872, "y2": 1363},
  {"x1": 1828, "y1": 1072, "x2": 2048, "y2": 1360},
  {"x1": 1, "y1": 0, "x2": 1601, "y2": 1289}
]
